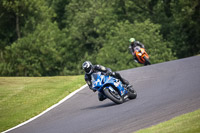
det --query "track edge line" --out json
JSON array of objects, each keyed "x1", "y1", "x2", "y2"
[{"x1": 2, "y1": 84, "x2": 88, "y2": 133}]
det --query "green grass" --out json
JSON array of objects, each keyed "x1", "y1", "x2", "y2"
[
  {"x1": 136, "y1": 109, "x2": 200, "y2": 133},
  {"x1": 0, "y1": 76, "x2": 85, "y2": 132},
  {"x1": 1, "y1": 76, "x2": 200, "y2": 133}
]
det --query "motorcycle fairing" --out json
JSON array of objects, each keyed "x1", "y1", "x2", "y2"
[
  {"x1": 134, "y1": 47, "x2": 149, "y2": 64},
  {"x1": 91, "y1": 72, "x2": 127, "y2": 96}
]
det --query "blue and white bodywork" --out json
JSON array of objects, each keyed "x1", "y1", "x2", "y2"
[{"x1": 91, "y1": 72, "x2": 130, "y2": 104}]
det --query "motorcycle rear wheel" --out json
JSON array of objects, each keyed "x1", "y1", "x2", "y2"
[{"x1": 103, "y1": 88, "x2": 124, "y2": 104}]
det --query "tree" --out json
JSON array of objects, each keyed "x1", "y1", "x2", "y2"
[
  {"x1": 2, "y1": 21, "x2": 65, "y2": 76},
  {"x1": 141, "y1": 0, "x2": 200, "y2": 58},
  {"x1": 1, "y1": 0, "x2": 198, "y2": 76},
  {"x1": 169, "y1": 0, "x2": 200, "y2": 57},
  {"x1": 60, "y1": 0, "x2": 119, "y2": 74},
  {"x1": 96, "y1": 20, "x2": 176, "y2": 71},
  {"x1": 0, "y1": 0, "x2": 54, "y2": 64}
]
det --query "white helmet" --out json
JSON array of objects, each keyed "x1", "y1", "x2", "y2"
[{"x1": 82, "y1": 61, "x2": 93, "y2": 74}]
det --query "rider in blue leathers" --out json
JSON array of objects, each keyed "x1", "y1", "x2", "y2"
[{"x1": 82, "y1": 61, "x2": 131, "y2": 101}]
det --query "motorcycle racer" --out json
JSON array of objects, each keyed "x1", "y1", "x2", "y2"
[
  {"x1": 82, "y1": 61, "x2": 131, "y2": 101},
  {"x1": 129, "y1": 38, "x2": 145, "y2": 63}
]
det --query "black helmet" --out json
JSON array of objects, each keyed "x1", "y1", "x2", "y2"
[{"x1": 82, "y1": 61, "x2": 93, "y2": 74}]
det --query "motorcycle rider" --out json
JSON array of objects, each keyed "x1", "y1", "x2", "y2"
[
  {"x1": 82, "y1": 61, "x2": 131, "y2": 101},
  {"x1": 129, "y1": 38, "x2": 145, "y2": 63}
]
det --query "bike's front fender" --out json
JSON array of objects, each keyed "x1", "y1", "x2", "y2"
[
  {"x1": 103, "y1": 83, "x2": 127, "y2": 97},
  {"x1": 104, "y1": 86, "x2": 116, "y2": 94}
]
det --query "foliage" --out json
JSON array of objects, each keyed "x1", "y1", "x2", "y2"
[
  {"x1": 2, "y1": 21, "x2": 65, "y2": 76},
  {"x1": 145, "y1": 0, "x2": 200, "y2": 58},
  {"x1": 97, "y1": 20, "x2": 176, "y2": 71},
  {"x1": 169, "y1": 0, "x2": 200, "y2": 58},
  {"x1": 0, "y1": 0, "x2": 53, "y2": 47},
  {"x1": 0, "y1": 0, "x2": 199, "y2": 76}
]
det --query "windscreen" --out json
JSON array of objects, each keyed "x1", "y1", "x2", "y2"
[{"x1": 91, "y1": 72, "x2": 101, "y2": 82}]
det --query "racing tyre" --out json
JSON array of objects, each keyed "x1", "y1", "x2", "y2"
[
  {"x1": 144, "y1": 56, "x2": 151, "y2": 65},
  {"x1": 103, "y1": 87, "x2": 124, "y2": 104}
]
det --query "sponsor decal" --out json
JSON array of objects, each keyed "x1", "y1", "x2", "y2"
[{"x1": 114, "y1": 81, "x2": 120, "y2": 87}]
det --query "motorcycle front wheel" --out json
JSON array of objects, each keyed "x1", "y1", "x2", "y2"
[
  {"x1": 103, "y1": 88, "x2": 124, "y2": 104},
  {"x1": 143, "y1": 56, "x2": 151, "y2": 65},
  {"x1": 128, "y1": 87, "x2": 137, "y2": 99}
]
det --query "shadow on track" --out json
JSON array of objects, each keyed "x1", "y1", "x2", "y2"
[{"x1": 81, "y1": 102, "x2": 118, "y2": 110}]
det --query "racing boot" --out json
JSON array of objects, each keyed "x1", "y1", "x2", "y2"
[
  {"x1": 122, "y1": 83, "x2": 132, "y2": 90},
  {"x1": 98, "y1": 92, "x2": 106, "y2": 101},
  {"x1": 113, "y1": 72, "x2": 132, "y2": 90},
  {"x1": 120, "y1": 77, "x2": 132, "y2": 90}
]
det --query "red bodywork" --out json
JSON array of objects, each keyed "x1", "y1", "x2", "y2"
[{"x1": 134, "y1": 48, "x2": 149, "y2": 64}]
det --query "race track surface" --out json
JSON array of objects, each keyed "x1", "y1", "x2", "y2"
[{"x1": 8, "y1": 56, "x2": 200, "y2": 133}]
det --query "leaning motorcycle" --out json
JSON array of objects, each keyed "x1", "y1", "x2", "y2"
[
  {"x1": 134, "y1": 46, "x2": 151, "y2": 65},
  {"x1": 91, "y1": 72, "x2": 137, "y2": 104}
]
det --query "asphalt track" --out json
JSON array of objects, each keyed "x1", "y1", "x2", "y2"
[{"x1": 7, "y1": 56, "x2": 200, "y2": 133}]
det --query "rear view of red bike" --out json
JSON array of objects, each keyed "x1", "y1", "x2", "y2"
[{"x1": 134, "y1": 46, "x2": 151, "y2": 66}]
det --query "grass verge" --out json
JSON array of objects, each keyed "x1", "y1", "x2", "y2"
[
  {"x1": 0, "y1": 76, "x2": 85, "y2": 132},
  {"x1": 135, "y1": 109, "x2": 200, "y2": 133}
]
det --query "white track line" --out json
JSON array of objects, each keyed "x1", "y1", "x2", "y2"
[{"x1": 2, "y1": 84, "x2": 88, "y2": 133}]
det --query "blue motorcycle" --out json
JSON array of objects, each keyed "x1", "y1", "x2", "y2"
[{"x1": 91, "y1": 72, "x2": 137, "y2": 104}]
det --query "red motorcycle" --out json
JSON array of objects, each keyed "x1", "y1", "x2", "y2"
[{"x1": 133, "y1": 46, "x2": 151, "y2": 66}]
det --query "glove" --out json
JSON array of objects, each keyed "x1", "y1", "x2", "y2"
[{"x1": 106, "y1": 71, "x2": 113, "y2": 76}]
